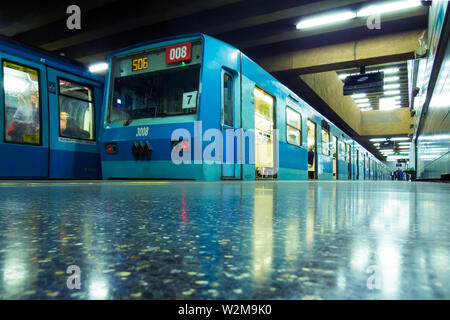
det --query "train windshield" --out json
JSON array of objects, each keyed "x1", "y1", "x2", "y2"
[{"x1": 107, "y1": 40, "x2": 202, "y2": 123}]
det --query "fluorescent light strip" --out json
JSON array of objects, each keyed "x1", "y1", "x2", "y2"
[
  {"x1": 384, "y1": 76, "x2": 400, "y2": 82},
  {"x1": 383, "y1": 67, "x2": 400, "y2": 74},
  {"x1": 370, "y1": 138, "x2": 386, "y2": 142},
  {"x1": 398, "y1": 142, "x2": 411, "y2": 145},
  {"x1": 357, "y1": 103, "x2": 370, "y2": 107},
  {"x1": 384, "y1": 90, "x2": 401, "y2": 95},
  {"x1": 89, "y1": 62, "x2": 108, "y2": 73},
  {"x1": 296, "y1": 11, "x2": 357, "y2": 29},
  {"x1": 357, "y1": 0, "x2": 422, "y2": 17},
  {"x1": 390, "y1": 137, "x2": 410, "y2": 141},
  {"x1": 354, "y1": 98, "x2": 369, "y2": 103},
  {"x1": 361, "y1": 107, "x2": 373, "y2": 111},
  {"x1": 384, "y1": 83, "x2": 400, "y2": 89},
  {"x1": 352, "y1": 93, "x2": 367, "y2": 98}
]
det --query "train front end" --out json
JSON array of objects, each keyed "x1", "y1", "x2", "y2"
[{"x1": 100, "y1": 36, "x2": 205, "y2": 180}]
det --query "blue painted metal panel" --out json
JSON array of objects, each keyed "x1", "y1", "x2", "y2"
[
  {"x1": 99, "y1": 33, "x2": 385, "y2": 181},
  {"x1": 0, "y1": 37, "x2": 104, "y2": 179}
]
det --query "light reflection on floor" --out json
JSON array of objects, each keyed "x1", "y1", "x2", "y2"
[{"x1": 0, "y1": 180, "x2": 449, "y2": 299}]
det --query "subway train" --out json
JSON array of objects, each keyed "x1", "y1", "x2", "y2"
[
  {"x1": 0, "y1": 36, "x2": 104, "y2": 179},
  {"x1": 100, "y1": 33, "x2": 389, "y2": 181}
]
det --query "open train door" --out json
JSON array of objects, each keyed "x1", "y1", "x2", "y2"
[
  {"x1": 254, "y1": 87, "x2": 275, "y2": 179},
  {"x1": 307, "y1": 119, "x2": 317, "y2": 179},
  {"x1": 332, "y1": 134, "x2": 338, "y2": 180},
  {"x1": 0, "y1": 56, "x2": 49, "y2": 178}
]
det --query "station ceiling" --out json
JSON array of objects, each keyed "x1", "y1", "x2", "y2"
[
  {"x1": 1, "y1": 0, "x2": 429, "y2": 161},
  {"x1": 1, "y1": 0, "x2": 428, "y2": 66}
]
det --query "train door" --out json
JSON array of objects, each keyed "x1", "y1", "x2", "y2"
[
  {"x1": 332, "y1": 134, "x2": 338, "y2": 180},
  {"x1": 307, "y1": 119, "x2": 317, "y2": 180},
  {"x1": 0, "y1": 56, "x2": 49, "y2": 178},
  {"x1": 355, "y1": 150, "x2": 359, "y2": 179},
  {"x1": 347, "y1": 144, "x2": 351, "y2": 179},
  {"x1": 254, "y1": 87, "x2": 274, "y2": 179},
  {"x1": 46, "y1": 68, "x2": 102, "y2": 178},
  {"x1": 221, "y1": 70, "x2": 241, "y2": 179}
]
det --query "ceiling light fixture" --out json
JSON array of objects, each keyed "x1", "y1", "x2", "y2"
[
  {"x1": 88, "y1": 62, "x2": 108, "y2": 73},
  {"x1": 384, "y1": 90, "x2": 401, "y2": 95},
  {"x1": 382, "y1": 67, "x2": 400, "y2": 74},
  {"x1": 390, "y1": 137, "x2": 410, "y2": 141},
  {"x1": 357, "y1": 0, "x2": 422, "y2": 17},
  {"x1": 384, "y1": 76, "x2": 400, "y2": 82},
  {"x1": 296, "y1": 11, "x2": 357, "y2": 29},
  {"x1": 384, "y1": 83, "x2": 400, "y2": 89}
]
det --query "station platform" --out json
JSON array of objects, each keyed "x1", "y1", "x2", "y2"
[{"x1": 0, "y1": 180, "x2": 448, "y2": 299}]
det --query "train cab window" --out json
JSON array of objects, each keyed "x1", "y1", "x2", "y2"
[
  {"x1": 321, "y1": 128, "x2": 330, "y2": 156},
  {"x1": 286, "y1": 107, "x2": 301, "y2": 146},
  {"x1": 107, "y1": 41, "x2": 202, "y2": 123},
  {"x1": 3, "y1": 61, "x2": 41, "y2": 145},
  {"x1": 223, "y1": 73, "x2": 233, "y2": 126},
  {"x1": 58, "y1": 79, "x2": 95, "y2": 140}
]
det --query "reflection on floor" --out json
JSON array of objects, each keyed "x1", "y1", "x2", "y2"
[{"x1": 0, "y1": 180, "x2": 449, "y2": 299}]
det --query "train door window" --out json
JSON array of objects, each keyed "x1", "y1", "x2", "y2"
[
  {"x1": 307, "y1": 119, "x2": 317, "y2": 179},
  {"x1": 254, "y1": 87, "x2": 274, "y2": 178},
  {"x1": 321, "y1": 128, "x2": 330, "y2": 155},
  {"x1": 3, "y1": 60, "x2": 41, "y2": 145},
  {"x1": 58, "y1": 78, "x2": 95, "y2": 141},
  {"x1": 286, "y1": 106, "x2": 301, "y2": 146},
  {"x1": 223, "y1": 73, "x2": 233, "y2": 127}
]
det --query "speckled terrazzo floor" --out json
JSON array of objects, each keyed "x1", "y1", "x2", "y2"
[{"x1": 0, "y1": 180, "x2": 449, "y2": 300}]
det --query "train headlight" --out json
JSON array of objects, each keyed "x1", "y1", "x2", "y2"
[{"x1": 132, "y1": 142, "x2": 152, "y2": 160}]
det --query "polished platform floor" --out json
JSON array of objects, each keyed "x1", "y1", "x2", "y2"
[{"x1": 0, "y1": 180, "x2": 449, "y2": 300}]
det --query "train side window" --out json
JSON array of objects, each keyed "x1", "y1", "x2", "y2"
[
  {"x1": 58, "y1": 78, "x2": 95, "y2": 141},
  {"x1": 339, "y1": 140, "x2": 346, "y2": 161},
  {"x1": 346, "y1": 143, "x2": 351, "y2": 163},
  {"x1": 286, "y1": 107, "x2": 301, "y2": 146},
  {"x1": 321, "y1": 128, "x2": 330, "y2": 155},
  {"x1": 3, "y1": 60, "x2": 41, "y2": 145},
  {"x1": 223, "y1": 73, "x2": 233, "y2": 126},
  {"x1": 331, "y1": 135, "x2": 338, "y2": 158}
]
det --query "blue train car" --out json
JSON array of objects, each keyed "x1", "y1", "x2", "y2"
[
  {"x1": 100, "y1": 34, "x2": 386, "y2": 181},
  {"x1": 0, "y1": 37, "x2": 104, "y2": 179}
]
